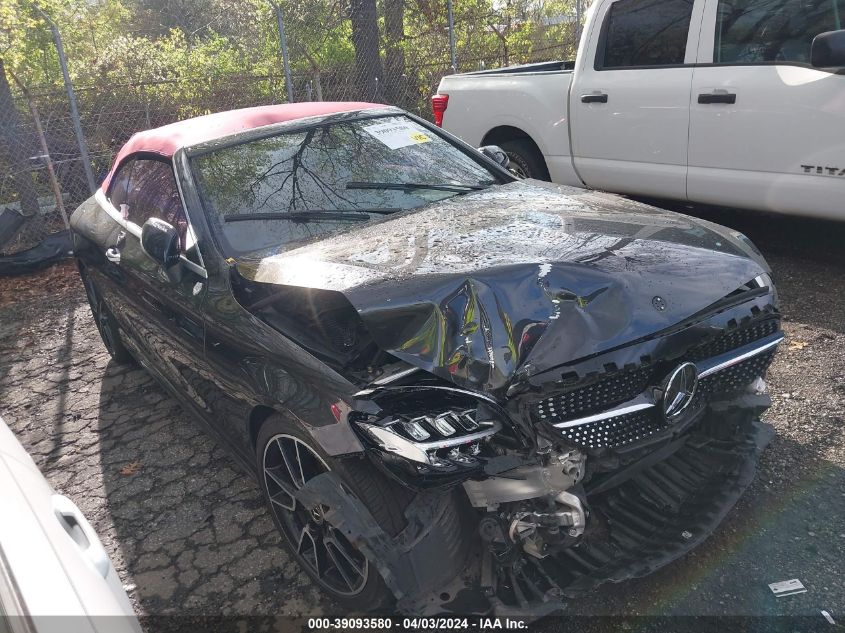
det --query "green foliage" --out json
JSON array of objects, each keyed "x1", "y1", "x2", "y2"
[
  {"x1": 1, "y1": 0, "x2": 586, "y2": 121},
  {"x1": 285, "y1": 0, "x2": 355, "y2": 70},
  {"x1": 385, "y1": 0, "x2": 580, "y2": 113},
  {"x1": 1, "y1": 0, "x2": 278, "y2": 92},
  {"x1": 0, "y1": 0, "x2": 587, "y2": 249},
  {"x1": 406, "y1": 0, "x2": 581, "y2": 70}
]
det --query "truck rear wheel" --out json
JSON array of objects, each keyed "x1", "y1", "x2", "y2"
[{"x1": 500, "y1": 139, "x2": 550, "y2": 181}]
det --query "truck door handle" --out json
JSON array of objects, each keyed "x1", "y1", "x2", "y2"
[
  {"x1": 698, "y1": 92, "x2": 736, "y2": 104},
  {"x1": 581, "y1": 93, "x2": 608, "y2": 104}
]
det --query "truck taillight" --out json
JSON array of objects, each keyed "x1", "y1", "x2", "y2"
[{"x1": 431, "y1": 94, "x2": 449, "y2": 127}]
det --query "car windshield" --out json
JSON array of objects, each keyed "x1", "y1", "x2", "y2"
[{"x1": 190, "y1": 114, "x2": 503, "y2": 257}]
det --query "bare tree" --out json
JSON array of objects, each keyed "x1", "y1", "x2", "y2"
[
  {"x1": 383, "y1": 0, "x2": 407, "y2": 107},
  {"x1": 0, "y1": 59, "x2": 40, "y2": 250},
  {"x1": 349, "y1": 0, "x2": 384, "y2": 101},
  {"x1": 286, "y1": 0, "x2": 349, "y2": 101}
]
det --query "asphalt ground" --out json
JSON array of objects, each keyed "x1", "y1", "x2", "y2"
[{"x1": 0, "y1": 203, "x2": 842, "y2": 626}]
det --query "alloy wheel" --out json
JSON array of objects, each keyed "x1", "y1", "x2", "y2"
[
  {"x1": 506, "y1": 154, "x2": 529, "y2": 179},
  {"x1": 81, "y1": 271, "x2": 116, "y2": 356},
  {"x1": 96, "y1": 308, "x2": 118, "y2": 355},
  {"x1": 263, "y1": 434, "x2": 369, "y2": 596}
]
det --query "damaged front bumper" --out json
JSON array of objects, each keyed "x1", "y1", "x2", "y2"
[
  {"x1": 320, "y1": 302, "x2": 782, "y2": 615},
  {"x1": 494, "y1": 417, "x2": 775, "y2": 608},
  {"x1": 298, "y1": 414, "x2": 773, "y2": 616}
]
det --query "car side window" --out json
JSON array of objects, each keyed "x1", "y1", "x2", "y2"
[
  {"x1": 715, "y1": 0, "x2": 845, "y2": 64},
  {"x1": 599, "y1": 0, "x2": 694, "y2": 68},
  {"x1": 125, "y1": 159, "x2": 189, "y2": 252},
  {"x1": 107, "y1": 159, "x2": 134, "y2": 214}
]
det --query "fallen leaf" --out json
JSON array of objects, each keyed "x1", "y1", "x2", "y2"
[
  {"x1": 788, "y1": 341, "x2": 808, "y2": 351},
  {"x1": 119, "y1": 461, "x2": 142, "y2": 476}
]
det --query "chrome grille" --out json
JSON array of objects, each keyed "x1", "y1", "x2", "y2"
[
  {"x1": 556, "y1": 408, "x2": 664, "y2": 450},
  {"x1": 699, "y1": 349, "x2": 776, "y2": 395},
  {"x1": 686, "y1": 318, "x2": 779, "y2": 362},
  {"x1": 532, "y1": 367, "x2": 654, "y2": 423},
  {"x1": 532, "y1": 318, "x2": 779, "y2": 427},
  {"x1": 547, "y1": 350, "x2": 776, "y2": 450},
  {"x1": 532, "y1": 318, "x2": 781, "y2": 451}
]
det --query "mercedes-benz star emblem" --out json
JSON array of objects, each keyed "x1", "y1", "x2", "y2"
[{"x1": 662, "y1": 362, "x2": 699, "y2": 421}]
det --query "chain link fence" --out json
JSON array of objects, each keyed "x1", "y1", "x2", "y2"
[{"x1": 0, "y1": 0, "x2": 584, "y2": 258}]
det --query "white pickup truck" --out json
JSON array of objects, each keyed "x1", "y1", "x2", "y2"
[{"x1": 434, "y1": 0, "x2": 845, "y2": 220}]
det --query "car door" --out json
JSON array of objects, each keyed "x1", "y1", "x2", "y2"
[
  {"x1": 688, "y1": 0, "x2": 845, "y2": 218},
  {"x1": 571, "y1": 0, "x2": 706, "y2": 199},
  {"x1": 82, "y1": 158, "x2": 135, "y2": 323},
  {"x1": 108, "y1": 157, "x2": 210, "y2": 405}
]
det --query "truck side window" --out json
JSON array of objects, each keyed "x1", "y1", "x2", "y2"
[
  {"x1": 716, "y1": 0, "x2": 845, "y2": 64},
  {"x1": 599, "y1": 0, "x2": 694, "y2": 68}
]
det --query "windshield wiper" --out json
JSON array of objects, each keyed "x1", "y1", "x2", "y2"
[
  {"x1": 346, "y1": 181, "x2": 487, "y2": 194},
  {"x1": 223, "y1": 209, "x2": 401, "y2": 223}
]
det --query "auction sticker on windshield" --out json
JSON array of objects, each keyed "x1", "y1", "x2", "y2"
[{"x1": 364, "y1": 120, "x2": 431, "y2": 150}]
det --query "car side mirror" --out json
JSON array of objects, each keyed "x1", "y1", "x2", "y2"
[
  {"x1": 141, "y1": 217, "x2": 182, "y2": 281},
  {"x1": 811, "y1": 30, "x2": 845, "y2": 68},
  {"x1": 478, "y1": 145, "x2": 510, "y2": 170}
]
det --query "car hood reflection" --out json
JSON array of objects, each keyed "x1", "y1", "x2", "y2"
[{"x1": 235, "y1": 181, "x2": 769, "y2": 393}]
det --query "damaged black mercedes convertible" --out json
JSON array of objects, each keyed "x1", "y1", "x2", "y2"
[{"x1": 70, "y1": 103, "x2": 783, "y2": 615}]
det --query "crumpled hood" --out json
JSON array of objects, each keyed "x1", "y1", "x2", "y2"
[{"x1": 237, "y1": 181, "x2": 769, "y2": 393}]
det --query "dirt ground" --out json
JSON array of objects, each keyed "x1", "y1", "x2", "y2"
[{"x1": 0, "y1": 204, "x2": 843, "y2": 622}]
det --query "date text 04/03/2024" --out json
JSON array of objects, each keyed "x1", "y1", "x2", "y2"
[{"x1": 306, "y1": 618, "x2": 529, "y2": 629}]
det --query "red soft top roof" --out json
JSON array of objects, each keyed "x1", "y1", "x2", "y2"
[{"x1": 101, "y1": 101, "x2": 384, "y2": 192}]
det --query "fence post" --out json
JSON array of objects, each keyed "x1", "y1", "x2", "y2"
[
  {"x1": 447, "y1": 0, "x2": 457, "y2": 73},
  {"x1": 575, "y1": 0, "x2": 583, "y2": 42},
  {"x1": 10, "y1": 71, "x2": 69, "y2": 230},
  {"x1": 36, "y1": 6, "x2": 96, "y2": 195},
  {"x1": 268, "y1": 1, "x2": 295, "y2": 103}
]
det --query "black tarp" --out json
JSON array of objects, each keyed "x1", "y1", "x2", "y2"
[
  {"x1": 0, "y1": 207, "x2": 29, "y2": 253},
  {"x1": 0, "y1": 229, "x2": 73, "y2": 276}
]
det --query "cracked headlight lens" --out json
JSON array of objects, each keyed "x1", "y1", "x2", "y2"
[
  {"x1": 431, "y1": 413, "x2": 457, "y2": 436},
  {"x1": 357, "y1": 408, "x2": 501, "y2": 469},
  {"x1": 401, "y1": 419, "x2": 431, "y2": 441}
]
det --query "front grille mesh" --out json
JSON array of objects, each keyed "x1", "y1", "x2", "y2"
[
  {"x1": 556, "y1": 408, "x2": 664, "y2": 450},
  {"x1": 532, "y1": 318, "x2": 780, "y2": 450},
  {"x1": 532, "y1": 366, "x2": 654, "y2": 423},
  {"x1": 686, "y1": 318, "x2": 779, "y2": 362},
  {"x1": 699, "y1": 350, "x2": 776, "y2": 395}
]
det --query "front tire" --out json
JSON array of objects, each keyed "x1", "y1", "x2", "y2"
[
  {"x1": 256, "y1": 415, "x2": 412, "y2": 611},
  {"x1": 79, "y1": 266, "x2": 134, "y2": 365},
  {"x1": 500, "y1": 138, "x2": 551, "y2": 181}
]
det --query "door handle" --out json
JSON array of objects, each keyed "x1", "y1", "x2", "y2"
[
  {"x1": 581, "y1": 93, "x2": 608, "y2": 104},
  {"x1": 52, "y1": 494, "x2": 111, "y2": 578},
  {"x1": 698, "y1": 92, "x2": 736, "y2": 104},
  {"x1": 105, "y1": 230, "x2": 125, "y2": 264}
]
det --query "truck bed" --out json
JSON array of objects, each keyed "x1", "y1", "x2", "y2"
[
  {"x1": 459, "y1": 60, "x2": 575, "y2": 76},
  {"x1": 437, "y1": 63, "x2": 575, "y2": 184}
]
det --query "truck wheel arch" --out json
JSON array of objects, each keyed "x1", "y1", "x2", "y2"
[{"x1": 481, "y1": 127, "x2": 551, "y2": 181}]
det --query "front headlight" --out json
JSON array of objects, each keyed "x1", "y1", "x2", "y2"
[
  {"x1": 357, "y1": 408, "x2": 501, "y2": 472},
  {"x1": 752, "y1": 271, "x2": 778, "y2": 306}
]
